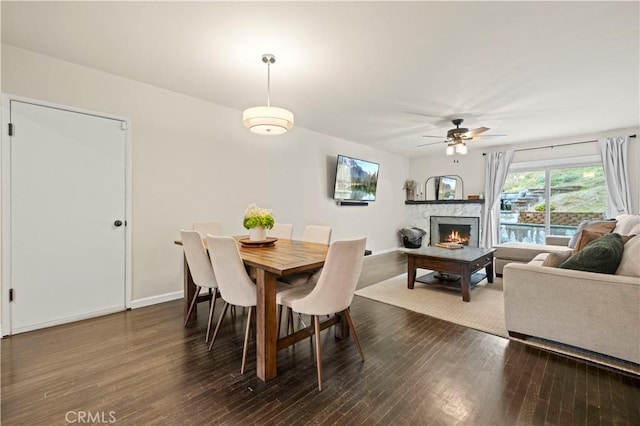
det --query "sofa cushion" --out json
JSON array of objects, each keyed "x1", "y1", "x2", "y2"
[
  {"x1": 567, "y1": 219, "x2": 617, "y2": 248},
  {"x1": 559, "y1": 233, "x2": 624, "y2": 274},
  {"x1": 541, "y1": 251, "x2": 573, "y2": 267},
  {"x1": 572, "y1": 229, "x2": 609, "y2": 254},
  {"x1": 613, "y1": 214, "x2": 640, "y2": 236},
  {"x1": 616, "y1": 234, "x2": 640, "y2": 277},
  {"x1": 494, "y1": 242, "x2": 572, "y2": 262}
]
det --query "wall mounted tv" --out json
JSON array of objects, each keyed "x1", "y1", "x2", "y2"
[{"x1": 333, "y1": 154, "x2": 380, "y2": 202}]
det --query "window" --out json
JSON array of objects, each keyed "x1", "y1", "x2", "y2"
[{"x1": 499, "y1": 157, "x2": 607, "y2": 244}]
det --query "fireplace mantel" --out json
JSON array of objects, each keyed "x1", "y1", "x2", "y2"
[{"x1": 405, "y1": 200, "x2": 485, "y2": 205}]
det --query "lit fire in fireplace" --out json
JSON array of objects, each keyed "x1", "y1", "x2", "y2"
[{"x1": 444, "y1": 229, "x2": 470, "y2": 245}]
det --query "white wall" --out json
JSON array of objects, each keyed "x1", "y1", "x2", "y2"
[
  {"x1": 410, "y1": 128, "x2": 640, "y2": 214},
  {"x1": 1, "y1": 45, "x2": 408, "y2": 304}
]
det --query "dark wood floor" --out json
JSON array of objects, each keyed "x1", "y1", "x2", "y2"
[{"x1": 2, "y1": 252, "x2": 639, "y2": 425}]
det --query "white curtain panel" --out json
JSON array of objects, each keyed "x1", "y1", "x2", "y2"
[
  {"x1": 599, "y1": 136, "x2": 632, "y2": 215},
  {"x1": 481, "y1": 151, "x2": 514, "y2": 248}
]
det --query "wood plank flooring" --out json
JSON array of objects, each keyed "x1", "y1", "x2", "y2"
[{"x1": 2, "y1": 251, "x2": 639, "y2": 425}]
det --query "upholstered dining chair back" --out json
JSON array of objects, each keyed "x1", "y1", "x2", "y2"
[
  {"x1": 206, "y1": 236, "x2": 256, "y2": 308},
  {"x1": 180, "y1": 230, "x2": 218, "y2": 290},
  {"x1": 193, "y1": 222, "x2": 223, "y2": 238},
  {"x1": 268, "y1": 223, "x2": 293, "y2": 239},
  {"x1": 302, "y1": 225, "x2": 332, "y2": 245},
  {"x1": 289, "y1": 237, "x2": 366, "y2": 316}
]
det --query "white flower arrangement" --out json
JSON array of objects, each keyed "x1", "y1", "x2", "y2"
[{"x1": 243, "y1": 204, "x2": 275, "y2": 230}]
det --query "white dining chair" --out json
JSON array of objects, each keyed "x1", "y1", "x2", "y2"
[
  {"x1": 279, "y1": 225, "x2": 332, "y2": 288},
  {"x1": 180, "y1": 230, "x2": 220, "y2": 343},
  {"x1": 276, "y1": 237, "x2": 367, "y2": 391},
  {"x1": 193, "y1": 222, "x2": 223, "y2": 238},
  {"x1": 205, "y1": 236, "x2": 256, "y2": 373},
  {"x1": 268, "y1": 223, "x2": 293, "y2": 239},
  {"x1": 206, "y1": 235, "x2": 291, "y2": 373},
  {"x1": 301, "y1": 225, "x2": 332, "y2": 244}
]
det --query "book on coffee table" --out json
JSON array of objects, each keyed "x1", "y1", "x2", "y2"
[{"x1": 434, "y1": 242, "x2": 464, "y2": 249}]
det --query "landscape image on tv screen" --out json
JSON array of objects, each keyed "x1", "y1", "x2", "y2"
[{"x1": 333, "y1": 155, "x2": 379, "y2": 201}]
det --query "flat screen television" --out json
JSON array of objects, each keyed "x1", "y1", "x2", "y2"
[
  {"x1": 333, "y1": 154, "x2": 380, "y2": 201},
  {"x1": 437, "y1": 175, "x2": 457, "y2": 200}
]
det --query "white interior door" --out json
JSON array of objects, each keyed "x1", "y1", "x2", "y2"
[{"x1": 6, "y1": 100, "x2": 127, "y2": 333}]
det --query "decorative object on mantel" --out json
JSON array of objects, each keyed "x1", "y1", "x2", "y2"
[
  {"x1": 467, "y1": 195, "x2": 480, "y2": 200},
  {"x1": 243, "y1": 204, "x2": 275, "y2": 241},
  {"x1": 403, "y1": 180, "x2": 417, "y2": 201},
  {"x1": 242, "y1": 54, "x2": 294, "y2": 135},
  {"x1": 423, "y1": 175, "x2": 464, "y2": 200}
]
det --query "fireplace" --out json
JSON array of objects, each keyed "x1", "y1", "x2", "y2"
[{"x1": 430, "y1": 216, "x2": 480, "y2": 247}]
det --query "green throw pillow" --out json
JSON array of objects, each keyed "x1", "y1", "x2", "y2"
[{"x1": 559, "y1": 233, "x2": 624, "y2": 274}]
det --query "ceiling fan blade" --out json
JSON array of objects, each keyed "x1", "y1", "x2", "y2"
[
  {"x1": 470, "y1": 133, "x2": 507, "y2": 139},
  {"x1": 421, "y1": 135, "x2": 446, "y2": 138},
  {"x1": 417, "y1": 140, "x2": 447, "y2": 147},
  {"x1": 465, "y1": 126, "x2": 490, "y2": 137}
]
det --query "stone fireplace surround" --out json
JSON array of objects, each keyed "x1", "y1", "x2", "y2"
[
  {"x1": 404, "y1": 201, "x2": 484, "y2": 248},
  {"x1": 430, "y1": 216, "x2": 480, "y2": 247}
]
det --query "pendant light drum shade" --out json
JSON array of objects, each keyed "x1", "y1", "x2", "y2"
[
  {"x1": 242, "y1": 54, "x2": 294, "y2": 135},
  {"x1": 242, "y1": 106, "x2": 294, "y2": 135}
]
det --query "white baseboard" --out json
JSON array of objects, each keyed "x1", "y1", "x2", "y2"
[
  {"x1": 370, "y1": 246, "x2": 404, "y2": 255},
  {"x1": 8, "y1": 306, "x2": 124, "y2": 335},
  {"x1": 130, "y1": 290, "x2": 183, "y2": 309}
]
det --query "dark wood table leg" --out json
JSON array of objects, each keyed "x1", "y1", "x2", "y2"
[
  {"x1": 407, "y1": 256, "x2": 416, "y2": 289},
  {"x1": 183, "y1": 254, "x2": 196, "y2": 321},
  {"x1": 334, "y1": 311, "x2": 350, "y2": 339},
  {"x1": 460, "y1": 264, "x2": 471, "y2": 302},
  {"x1": 486, "y1": 258, "x2": 494, "y2": 284},
  {"x1": 255, "y1": 268, "x2": 277, "y2": 381}
]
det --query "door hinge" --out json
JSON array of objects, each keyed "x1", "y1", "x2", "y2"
[
  {"x1": 8, "y1": 123, "x2": 13, "y2": 136},
  {"x1": 9, "y1": 289, "x2": 14, "y2": 302},
  {"x1": 121, "y1": 122, "x2": 128, "y2": 131}
]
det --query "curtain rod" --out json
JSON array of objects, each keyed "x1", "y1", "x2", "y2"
[{"x1": 482, "y1": 134, "x2": 636, "y2": 155}]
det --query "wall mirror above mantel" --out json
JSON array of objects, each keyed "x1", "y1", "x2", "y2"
[{"x1": 424, "y1": 175, "x2": 464, "y2": 201}]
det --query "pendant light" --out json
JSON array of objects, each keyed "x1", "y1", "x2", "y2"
[{"x1": 242, "y1": 54, "x2": 294, "y2": 135}]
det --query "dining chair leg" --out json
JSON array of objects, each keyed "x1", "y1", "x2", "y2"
[
  {"x1": 313, "y1": 315, "x2": 323, "y2": 392},
  {"x1": 205, "y1": 289, "x2": 218, "y2": 343},
  {"x1": 343, "y1": 309, "x2": 365, "y2": 362},
  {"x1": 241, "y1": 306, "x2": 254, "y2": 374},
  {"x1": 208, "y1": 302, "x2": 230, "y2": 351},
  {"x1": 184, "y1": 285, "x2": 201, "y2": 326},
  {"x1": 288, "y1": 308, "x2": 295, "y2": 335},
  {"x1": 277, "y1": 305, "x2": 283, "y2": 338}
]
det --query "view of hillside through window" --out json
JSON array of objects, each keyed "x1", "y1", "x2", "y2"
[{"x1": 499, "y1": 164, "x2": 607, "y2": 244}]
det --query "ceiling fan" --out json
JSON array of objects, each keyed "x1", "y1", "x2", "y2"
[{"x1": 417, "y1": 118, "x2": 505, "y2": 149}]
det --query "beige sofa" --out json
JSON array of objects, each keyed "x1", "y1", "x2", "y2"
[
  {"x1": 503, "y1": 214, "x2": 640, "y2": 364},
  {"x1": 494, "y1": 239, "x2": 572, "y2": 276}
]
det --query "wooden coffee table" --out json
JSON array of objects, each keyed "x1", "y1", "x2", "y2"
[{"x1": 405, "y1": 246, "x2": 495, "y2": 302}]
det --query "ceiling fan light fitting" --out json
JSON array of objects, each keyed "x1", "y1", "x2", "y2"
[
  {"x1": 446, "y1": 144, "x2": 455, "y2": 156},
  {"x1": 455, "y1": 143, "x2": 468, "y2": 155}
]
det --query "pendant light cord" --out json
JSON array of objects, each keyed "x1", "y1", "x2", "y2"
[{"x1": 266, "y1": 60, "x2": 271, "y2": 107}]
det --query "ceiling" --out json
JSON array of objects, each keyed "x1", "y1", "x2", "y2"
[{"x1": 2, "y1": 1, "x2": 638, "y2": 158}]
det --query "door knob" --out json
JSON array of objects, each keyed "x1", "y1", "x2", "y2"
[{"x1": 114, "y1": 220, "x2": 123, "y2": 227}]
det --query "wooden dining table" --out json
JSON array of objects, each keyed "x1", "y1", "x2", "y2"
[{"x1": 175, "y1": 236, "x2": 334, "y2": 381}]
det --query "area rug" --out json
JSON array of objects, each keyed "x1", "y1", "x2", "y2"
[
  {"x1": 355, "y1": 272, "x2": 507, "y2": 337},
  {"x1": 355, "y1": 272, "x2": 640, "y2": 376}
]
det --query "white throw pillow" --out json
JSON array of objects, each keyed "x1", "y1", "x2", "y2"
[
  {"x1": 614, "y1": 214, "x2": 640, "y2": 236},
  {"x1": 616, "y1": 235, "x2": 640, "y2": 277}
]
